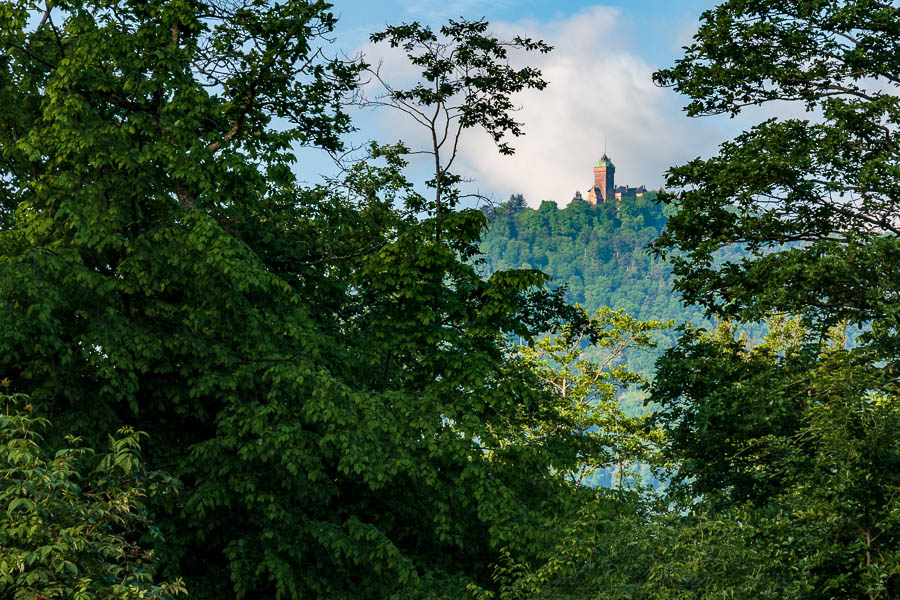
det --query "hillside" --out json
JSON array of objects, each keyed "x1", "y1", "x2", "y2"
[{"x1": 479, "y1": 193, "x2": 707, "y2": 375}]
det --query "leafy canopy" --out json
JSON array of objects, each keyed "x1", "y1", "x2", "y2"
[
  {"x1": 652, "y1": 0, "x2": 900, "y2": 370},
  {"x1": 0, "y1": 1, "x2": 603, "y2": 597},
  {"x1": 0, "y1": 392, "x2": 184, "y2": 600}
]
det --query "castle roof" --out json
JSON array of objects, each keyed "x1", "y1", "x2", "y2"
[{"x1": 594, "y1": 154, "x2": 615, "y2": 168}]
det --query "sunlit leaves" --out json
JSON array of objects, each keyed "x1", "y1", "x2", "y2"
[{"x1": 0, "y1": 393, "x2": 184, "y2": 600}]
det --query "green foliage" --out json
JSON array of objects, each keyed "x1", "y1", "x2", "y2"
[
  {"x1": 482, "y1": 194, "x2": 528, "y2": 223},
  {"x1": 8, "y1": 0, "x2": 898, "y2": 597},
  {"x1": 650, "y1": 317, "x2": 814, "y2": 504},
  {"x1": 652, "y1": 0, "x2": 900, "y2": 368},
  {"x1": 470, "y1": 308, "x2": 672, "y2": 600},
  {"x1": 479, "y1": 194, "x2": 722, "y2": 376},
  {"x1": 643, "y1": 328, "x2": 900, "y2": 599},
  {"x1": 516, "y1": 308, "x2": 670, "y2": 489},
  {"x1": 623, "y1": 2, "x2": 900, "y2": 596},
  {"x1": 483, "y1": 489, "x2": 650, "y2": 600},
  {"x1": 0, "y1": 392, "x2": 184, "y2": 600},
  {"x1": 0, "y1": 2, "x2": 598, "y2": 597},
  {"x1": 485, "y1": 2, "x2": 900, "y2": 598},
  {"x1": 497, "y1": 324, "x2": 900, "y2": 599}
]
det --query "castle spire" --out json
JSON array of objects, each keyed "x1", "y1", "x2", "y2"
[{"x1": 588, "y1": 151, "x2": 616, "y2": 204}]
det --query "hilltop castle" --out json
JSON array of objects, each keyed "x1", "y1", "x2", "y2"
[{"x1": 573, "y1": 153, "x2": 646, "y2": 205}]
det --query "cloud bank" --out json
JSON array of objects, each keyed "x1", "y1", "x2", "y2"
[
  {"x1": 456, "y1": 7, "x2": 727, "y2": 206},
  {"x1": 357, "y1": 5, "x2": 728, "y2": 207}
]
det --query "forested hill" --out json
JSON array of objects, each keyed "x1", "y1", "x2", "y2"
[{"x1": 479, "y1": 193, "x2": 706, "y2": 369}]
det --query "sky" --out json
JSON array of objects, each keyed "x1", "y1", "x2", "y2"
[{"x1": 298, "y1": 0, "x2": 745, "y2": 207}]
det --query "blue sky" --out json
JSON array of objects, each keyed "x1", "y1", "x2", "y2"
[
  {"x1": 300, "y1": 1, "x2": 743, "y2": 206},
  {"x1": 328, "y1": 0, "x2": 719, "y2": 66}
]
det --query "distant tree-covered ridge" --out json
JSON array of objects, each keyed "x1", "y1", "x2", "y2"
[{"x1": 480, "y1": 193, "x2": 711, "y2": 375}]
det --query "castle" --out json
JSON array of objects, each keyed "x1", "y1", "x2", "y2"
[{"x1": 573, "y1": 153, "x2": 646, "y2": 205}]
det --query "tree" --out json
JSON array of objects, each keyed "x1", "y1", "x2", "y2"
[
  {"x1": 516, "y1": 307, "x2": 669, "y2": 489},
  {"x1": 651, "y1": 0, "x2": 900, "y2": 376},
  {"x1": 647, "y1": 323, "x2": 900, "y2": 600},
  {"x1": 469, "y1": 308, "x2": 670, "y2": 600},
  {"x1": 364, "y1": 19, "x2": 551, "y2": 221},
  {"x1": 0, "y1": 2, "x2": 589, "y2": 597},
  {"x1": 496, "y1": 321, "x2": 900, "y2": 600},
  {"x1": 482, "y1": 3, "x2": 900, "y2": 597},
  {"x1": 478, "y1": 191, "x2": 709, "y2": 376},
  {"x1": 642, "y1": 3, "x2": 900, "y2": 596},
  {"x1": 0, "y1": 391, "x2": 185, "y2": 600},
  {"x1": 649, "y1": 318, "x2": 812, "y2": 504},
  {"x1": 504, "y1": 193, "x2": 528, "y2": 215},
  {"x1": 482, "y1": 194, "x2": 528, "y2": 223}
]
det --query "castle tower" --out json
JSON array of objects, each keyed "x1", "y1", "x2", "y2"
[{"x1": 587, "y1": 154, "x2": 615, "y2": 204}]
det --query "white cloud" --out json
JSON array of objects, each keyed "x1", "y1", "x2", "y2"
[
  {"x1": 453, "y1": 6, "x2": 725, "y2": 206},
  {"x1": 353, "y1": 5, "x2": 729, "y2": 207}
]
